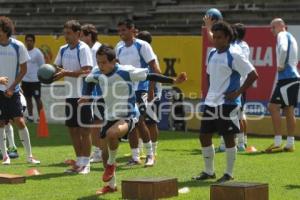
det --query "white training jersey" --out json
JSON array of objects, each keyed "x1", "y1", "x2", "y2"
[
  {"x1": 233, "y1": 40, "x2": 251, "y2": 85},
  {"x1": 0, "y1": 38, "x2": 30, "y2": 92},
  {"x1": 115, "y1": 38, "x2": 156, "y2": 91},
  {"x1": 276, "y1": 31, "x2": 299, "y2": 80},
  {"x1": 91, "y1": 41, "x2": 101, "y2": 66},
  {"x1": 54, "y1": 41, "x2": 93, "y2": 98},
  {"x1": 205, "y1": 45, "x2": 255, "y2": 107},
  {"x1": 86, "y1": 64, "x2": 150, "y2": 121},
  {"x1": 23, "y1": 47, "x2": 45, "y2": 82}
]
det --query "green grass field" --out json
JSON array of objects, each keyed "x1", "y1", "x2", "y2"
[{"x1": 0, "y1": 123, "x2": 300, "y2": 200}]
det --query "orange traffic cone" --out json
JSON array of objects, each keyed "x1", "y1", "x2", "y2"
[{"x1": 37, "y1": 109, "x2": 49, "y2": 138}]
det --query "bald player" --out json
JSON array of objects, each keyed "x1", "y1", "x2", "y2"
[{"x1": 264, "y1": 18, "x2": 300, "y2": 153}]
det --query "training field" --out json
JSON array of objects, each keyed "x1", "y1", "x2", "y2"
[{"x1": 0, "y1": 124, "x2": 300, "y2": 200}]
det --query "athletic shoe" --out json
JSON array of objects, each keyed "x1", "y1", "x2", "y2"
[
  {"x1": 102, "y1": 164, "x2": 116, "y2": 182},
  {"x1": 283, "y1": 145, "x2": 295, "y2": 152},
  {"x1": 263, "y1": 144, "x2": 283, "y2": 153},
  {"x1": 27, "y1": 157, "x2": 40, "y2": 164},
  {"x1": 7, "y1": 147, "x2": 19, "y2": 159},
  {"x1": 192, "y1": 172, "x2": 216, "y2": 181},
  {"x1": 2, "y1": 156, "x2": 10, "y2": 165},
  {"x1": 144, "y1": 155, "x2": 154, "y2": 167},
  {"x1": 96, "y1": 186, "x2": 117, "y2": 195},
  {"x1": 215, "y1": 146, "x2": 225, "y2": 153},
  {"x1": 90, "y1": 152, "x2": 102, "y2": 163},
  {"x1": 237, "y1": 145, "x2": 246, "y2": 152},
  {"x1": 26, "y1": 116, "x2": 34, "y2": 123},
  {"x1": 216, "y1": 174, "x2": 234, "y2": 183},
  {"x1": 64, "y1": 165, "x2": 81, "y2": 174},
  {"x1": 126, "y1": 159, "x2": 141, "y2": 166},
  {"x1": 78, "y1": 165, "x2": 90, "y2": 175}
]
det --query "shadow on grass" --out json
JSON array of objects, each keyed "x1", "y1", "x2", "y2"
[
  {"x1": 285, "y1": 184, "x2": 300, "y2": 190},
  {"x1": 178, "y1": 179, "x2": 214, "y2": 188},
  {"x1": 26, "y1": 171, "x2": 77, "y2": 180},
  {"x1": 77, "y1": 194, "x2": 119, "y2": 200},
  {"x1": 161, "y1": 148, "x2": 202, "y2": 155}
]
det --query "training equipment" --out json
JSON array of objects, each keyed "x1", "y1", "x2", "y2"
[
  {"x1": 122, "y1": 177, "x2": 178, "y2": 200},
  {"x1": 0, "y1": 174, "x2": 26, "y2": 184},
  {"x1": 211, "y1": 182, "x2": 268, "y2": 200},
  {"x1": 206, "y1": 8, "x2": 223, "y2": 21},
  {"x1": 37, "y1": 64, "x2": 56, "y2": 84},
  {"x1": 37, "y1": 109, "x2": 49, "y2": 138}
]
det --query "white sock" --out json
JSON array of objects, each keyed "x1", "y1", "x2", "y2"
[
  {"x1": 144, "y1": 141, "x2": 153, "y2": 156},
  {"x1": 274, "y1": 135, "x2": 282, "y2": 147},
  {"x1": 152, "y1": 141, "x2": 158, "y2": 155},
  {"x1": 5, "y1": 124, "x2": 16, "y2": 149},
  {"x1": 225, "y1": 147, "x2": 237, "y2": 177},
  {"x1": 220, "y1": 136, "x2": 225, "y2": 149},
  {"x1": 138, "y1": 138, "x2": 143, "y2": 153},
  {"x1": 202, "y1": 145, "x2": 215, "y2": 175},
  {"x1": 108, "y1": 174, "x2": 116, "y2": 189},
  {"x1": 76, "y1": 157, "x2": 83, "y2": 166},
  {"x1": 286, "y1": 136, "x2": 295, "y2": 147},
  {"x1": 82, "y1": 157, "x2": 90, "y2": 166},
  {"x1": 244, "y1": 135, "x2": 248, "y2": 145},
  {"x1": 237, "y1": 133, "x2": 245, "y2": 147},
  {"x1": 131, "y1": 148, "x2": 140, "y2": 161},
  {"x1": 107, "y1": 148, "x2": 117, "y2": 165},
  {"x1": 18, "y1": 127, "x2": 32, "y2": 158},
  {"x1": 0, "y1": 128, "x2": 8, "y2": 158}
]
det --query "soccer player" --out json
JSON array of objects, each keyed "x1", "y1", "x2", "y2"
[
  {"x1": 22, "y1": 34, "x2": 45, "y2": 123},
  {"x1": 0, "y1": 16, "x2": 40, "y2": 165},
  {"x1": 264, "y1": 18, "x2": 299, "y2": 153},
  {"x1": 82, "y1": 45, "x2": 187, "y2": 195},
  {"x1": 115, "y1": 19, "x2": 161, "y2": 167},
  {"x1": 137, "y1": 30, "x2": 162, "y2": 158},
  {"x1": 193, "y1": 21, "x2": 258, "y2": 183},
  {"x1": 80, "y1": 24, "x2": 103, "y2": 163},
  {"x1": 53, "y1": 20, "x2": 93, "y2": 174}
]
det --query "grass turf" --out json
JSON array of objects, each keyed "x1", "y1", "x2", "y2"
[{"x1": 0, "y1": 123, "x2": 300, "y2": 200}]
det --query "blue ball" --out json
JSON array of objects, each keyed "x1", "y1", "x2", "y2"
[
  {"x1": 38, "y1": 64, "x2": 56, "y2": 84},
  {"x1": 206, "y1": 8, "x2": 223, "y2": 21}
]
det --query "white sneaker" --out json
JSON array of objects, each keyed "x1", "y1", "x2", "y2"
[
  {"x1": 144, "y1": 155, "x2": 154, "y2": 167},
  {"x1": 2, "y1": 156, "x2": 10, "y2": 165},
  {"x1": 78, "y1": 165, "x2": 90, "y2": 175},
  {"x1": 27, "y1": 157, "x2": 40, "y2": 164},
  {"x1": 90, "y1": 152, "x2": 102, "y2": 163}
]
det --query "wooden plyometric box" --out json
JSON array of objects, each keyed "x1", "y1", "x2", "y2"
[
  {"x1": 0, "y1": 174, "x2": 26, "y2": 184},
  {"x1": 122, "y1": 177, "x2": 178, "y2": 200},
  {"x1": 211, "y1": 182, "x2": 268, "y2": 200}
]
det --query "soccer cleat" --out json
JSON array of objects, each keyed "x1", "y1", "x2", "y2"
[
  {"x1": 27, "y1": 157, "x2": 40, "y2": 164},
  {"x1": 216, "y1": 174, "x2": 234, "y2": 183},
  {"x1": 2, "y1": 156, "x2": 11, "y2": 165},
  {"x1": 64, "y1": 165, "x2": 81, "y2": 174},
  {"x1": 144, "y1": 155, "x2": 154, "y2": 167},
  {"x1": 96, "y1": 186, "x2": 117, "y2": 195},
  {"x1": 126, "y1": 158, "x2": 141, "y2": 166},
  {"x1": 192, "y1": 172, "x2": 216, "y2": 181},
  {"x1": 7, "y1": 147, "x2": 19, "y2": 159},
  {"x1": 26, "y1": 116, "x2": 34, "y2": 123},
  {"x1": 102, "y1": 164, "x2": 116, "y2": 182},
  {"x1": 283, "y1": 145, "x2": 295, "y2": 152},
  {"x1": 78, "y1": 165, "x2": 90, "y2": 175},
  {"x1": 237, "y1": 145, "x2": 246, "y2": 152},
  {"x1": 263, "y1": 144, "x2": 283, "y2": 153}
]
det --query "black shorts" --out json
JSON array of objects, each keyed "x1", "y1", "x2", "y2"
[
  {"x1": 145, "y1": 98, "x2": 160, "y2": 125},
  {"x1": 93, "y1": 98, "x2": 105, "y2": 121},
  {"x1": 21, "y1": 81, "x2": 41, "y2": 98},
  {"x1": 270, "y1": 78, "x2": 300, "y2": 108},
  {"x1": 65, "y1": 98, "x2": 93, "y2": 127},
  {"x1": 200, "y1": 105, "x2": 240, "y2": 135},
  {"x1": 100, "y1": 118, "x2": 136, "y2": 139},
  {"x1": 135, "y1": 90, "x2": 147, "y2": 116},
  {"x1": 0, "y1": 92, "x2": 23, "y2": 121}
]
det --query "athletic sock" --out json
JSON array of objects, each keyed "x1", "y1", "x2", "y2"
[
  {"x1": 244, "y1": 135, "x2": 248, "y2": 146},
  {"x1": 131, "y1": 148, "x2": 140, "y2": 161},
  {"x1": 18, "y1": 127, "x2": 32, "y2": 158},
  {"x1": 236, "y1": 133, "x2": 245, "y2": 147},
  {"x1": 274, "y1": 135, "x2": 282, "y2": 147},
  {"x1": 152, "y1": 141, "x2": 158, "y2": 156},
  {"x1": 225, "y1": 147, "x2": 237, "y2": 177},
  {"x1": 202, "y1": 145, "x2": 215, "y2": 176},
  {"x1": 107, "y1": 148, "x2": 117, "y2": 165},
  {"x1": 5, "y1": 124, "x2": 16, "y2": 149},
  {"x1": 286, "y1": 136, "x2": 295, "y2": 148},
  {"x1": 0, "y1": 128, "x2": 8, "y2": 158},
  {"x1": 144, "y1": 141, "x2": 153, "y2": 156}
]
